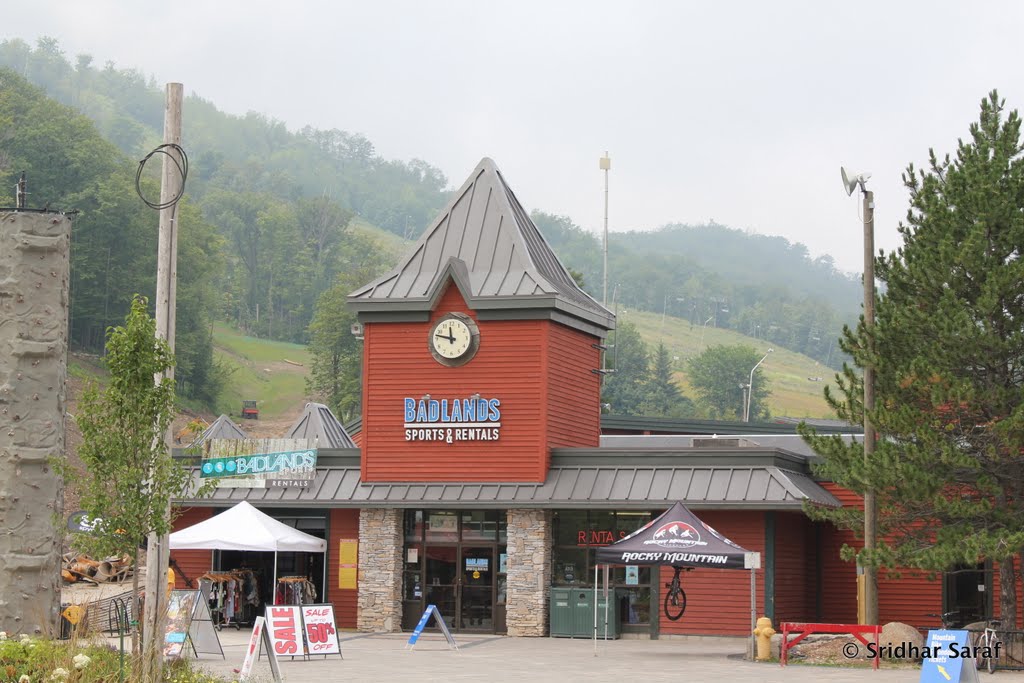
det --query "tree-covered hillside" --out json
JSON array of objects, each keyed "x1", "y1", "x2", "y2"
[
  {"x1": 1, "y1": 36, "x2": 861, "y2": 417},
  {"x1": 533, "y1": 212, "x2": 860, "y2": 366}
]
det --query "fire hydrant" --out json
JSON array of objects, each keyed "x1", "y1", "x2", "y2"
[{"x1": 752, "y1": 616, "x2": 776, "y2": 661}]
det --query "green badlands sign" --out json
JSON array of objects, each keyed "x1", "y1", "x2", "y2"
[{"x1": 200, "y1": 449, "x2": 317, "y2": 479}]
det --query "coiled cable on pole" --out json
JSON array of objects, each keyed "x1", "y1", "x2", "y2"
[{"x1": 135, "y1": 143, "x2": 188, "y2": 210}]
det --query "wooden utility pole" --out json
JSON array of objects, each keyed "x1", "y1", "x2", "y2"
[
  {"x1": 862, "y1": 189, "x2": 878, "y2": 625},
  {"x1": 142, "y1": 82, "x2": 183, "y2": 677}
]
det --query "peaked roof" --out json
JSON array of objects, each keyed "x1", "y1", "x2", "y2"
[
  {"x1": 285, "y1": 402, "x2": 357, "y2": 448},
  {"x1": 169, "y1": 501, "x2": 325, "y2": 552},
  {"x1": 348, "y1": 158, "x2": 614, "y2": 335},
  {"x1": 189, "y1": 414, "x2": 247, "y2": 449},
  {"x1": 595, "y1": 501, "x2": 755, "y2": 569}
]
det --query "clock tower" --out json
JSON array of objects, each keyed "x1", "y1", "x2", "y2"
[{"x1": 348, "y1": 158, "x2": 614, "y2": 483}]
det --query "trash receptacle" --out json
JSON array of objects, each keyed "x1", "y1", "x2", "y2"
[
  {"x1": 550, "y1": 588, "x2": 574, "y2": 637},
  {"x1": 572, "y1": 589, "x2": 593, "y2": 637}
]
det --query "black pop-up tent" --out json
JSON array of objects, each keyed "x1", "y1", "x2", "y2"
[
  {"x1": 592, "y1": 502, "x2": 761, "y2": 653},
  {"x1": 595, "y1": 502, "x2": 754, "y2": 567}
]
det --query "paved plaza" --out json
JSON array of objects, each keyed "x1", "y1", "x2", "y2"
[{"x1": 167, "y1": 629, "x2": 1024, "y2": 683}]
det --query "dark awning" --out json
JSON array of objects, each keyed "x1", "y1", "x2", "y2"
[{"x1": 594, "y1": 502, "x2": 755, "y2": 569}]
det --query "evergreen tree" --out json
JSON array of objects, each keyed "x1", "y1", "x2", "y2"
[
  {"x1": 642, "y1": 342, "x2": 695, "y2": 417},
  {"x1": 601, "y1": 320, "x2": 651, "y2": 415},
  {"x1": 802, "y1": 91, "x2": 1024, "y2": 625}
]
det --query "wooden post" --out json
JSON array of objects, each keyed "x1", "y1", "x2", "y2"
[
  {"x1": 142, "y1": 82, "x2": 183, "y2": 674},
  {"x1": 862, "y1": 189, "x2": 878, "y2": 625}
]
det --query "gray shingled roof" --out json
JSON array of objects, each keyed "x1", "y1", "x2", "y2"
[
  {"x1": 189, "y1": 414, "x2": 247, "y2": 449},
  {"x1": 176, "y1": 452, "x2": 839, "y2": 510},
  {"x1": 285, "y1": 403, "x2": 357, "y2": 448},
  {"x1": 348, "y1": 158, "x2": 614, "y2": 336}
]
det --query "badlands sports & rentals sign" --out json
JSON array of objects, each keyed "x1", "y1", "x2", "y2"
[{"x1": 403, "y1": 395, "x2": 501, "y2": 443}]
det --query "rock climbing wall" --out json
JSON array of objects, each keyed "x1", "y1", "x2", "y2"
[{"x1": 0, "y1": 211, "x2": 70, "y2": 635}]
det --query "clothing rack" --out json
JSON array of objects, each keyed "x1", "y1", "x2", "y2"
[
  {"x1": 199, "y1": 569, "x2": 260, "y2": 629},
  {"x1": 274, "y1": 576, "x2": 317, "y2": 605}
]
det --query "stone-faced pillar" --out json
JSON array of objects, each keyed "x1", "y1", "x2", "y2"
[
  {"x1": 506, "y1": 508, "x2": 552, "y2": 636},
  {"x1": 0, "y1": 211, "x2": 70, "y2": 635},
  {"x1": 356, "y1": 508, "x2": 403, "y2": 632}
]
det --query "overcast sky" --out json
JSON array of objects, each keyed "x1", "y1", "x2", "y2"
[{"x1": 7, "y1": 1, "x2": 1024, "y2": 273}]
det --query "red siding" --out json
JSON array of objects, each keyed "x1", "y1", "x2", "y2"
[
  {"x1": 327, "y1": 508, "x2": 360, "y2": 630},
  {"x1": 879, "y1": 568, "x2": 941, "y2": 627},
  {"x1": 659, "y1": 511, "x2": 765, "y2": 636},
  {"x1": 361, "y1": 283, "x2": 600, "y2": 482},
  {"x1": 546, "y1": 323, "x2": 601, "y2": 451},
  {"x1": 774, "y1": 512, "x2": 812, "y2": 624},
  {"x1": 818, "y1": 483, "x2": 944, "y2": 627},
  {"x1": 169, "y1": 506, "x2": 213, "y2": 589}
]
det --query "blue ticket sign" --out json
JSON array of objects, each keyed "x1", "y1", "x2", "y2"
[{"x1": 919, "y1": 630, "x2": 978, "y2": 683}]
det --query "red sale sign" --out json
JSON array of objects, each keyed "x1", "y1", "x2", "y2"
[
  {"x1": 266, "y1": 606, "x2": 305, "y2": 657},
  {"x1": 301, "y1": 604, "x2": 341, "y2": 655}
]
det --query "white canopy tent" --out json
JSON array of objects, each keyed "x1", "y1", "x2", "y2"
[{"x1": 169, "y1": 501, "x2": 326, "y2": 598}]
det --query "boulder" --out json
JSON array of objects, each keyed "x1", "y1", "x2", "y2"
[
  {"x1": 879, "y1": 622, "x2": 924, "y2": 660},
  {"x1": 769, "y1": 632, "x2": 783, "y2": 659}
]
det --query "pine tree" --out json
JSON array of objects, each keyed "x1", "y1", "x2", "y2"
[
  {"x1": 642, "y1": 343, "x2": 695, "y2": 417},
  {"x1": 601, "y1": 320, "x2": 651, "y2": 415},
  {"x1": 802, "y1": 91, "x2": 1024, "y2": 625}
]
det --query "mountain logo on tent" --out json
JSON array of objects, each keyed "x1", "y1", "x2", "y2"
[{"x1": 646, "y1": 521, "x2": 704, "y2": 549}]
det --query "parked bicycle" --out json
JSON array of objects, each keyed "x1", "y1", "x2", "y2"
[
  {"x1": 663, "y1": 567, "x2": 691, "y2": 621},
  {"x1": 974, "y1": 619, "x2": 1002, "y2": 675}
]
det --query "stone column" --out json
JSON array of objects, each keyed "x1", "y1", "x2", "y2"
[
  {"x1": 0, "y1": 211, "x2": 70, "y2": 636},
  {"x1": 506, "y1": 508, "x2": 551, "y2": 636},
  {"x1": 356, "y1": 508, "x2": 404, "y2": 632}
]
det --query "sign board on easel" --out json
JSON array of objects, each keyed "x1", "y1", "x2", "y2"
[
  {"x1": 239, "y1": 616, "x2": 282, "y2": 683},
  {"x1": 266, "y1": 605, "x2": 307, "y2": 659},
  {"x1": 188, "y1": 592, "x2": 225, "y2": 658},
  {"x1": 163, "y1": 590, "x2": 198, "y2": 659},
  {"x1": 919, "y1": 630, "x2": 979, "y2": 683},
  {"x1": 162, "y1": 590, "x2": 224, "y2": 660},
  {"x1": 406, "y1": 604, "x2": 458, "y2": 651},
  {"x1": 301, "y1": 604, "x2": 343, "y2": 658}
]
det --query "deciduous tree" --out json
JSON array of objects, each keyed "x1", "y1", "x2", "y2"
[
  {"x1": 687, "y1": 344, "x2": 772, "y2": 420},
  {"x1": 56, "y1": 297, "x2": 211, "y2": 675}
]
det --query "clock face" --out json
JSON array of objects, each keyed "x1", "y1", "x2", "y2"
[{"x1": 429, "y1": 314, "x2": 479, "y2": 365}]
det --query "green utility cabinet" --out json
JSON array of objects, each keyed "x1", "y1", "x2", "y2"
[{"x1": 550, "y1": 587, "x2": 620, "y2": 639}]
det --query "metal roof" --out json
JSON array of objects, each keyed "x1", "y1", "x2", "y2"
[
  {"x1": 348, "y1": 158, "x2": 614, "y2": 336},
  {"x1": 189, "y1": 414, "x2": 247, "y2": 448},
  {"x1": 285, "y1": 402, "x2": 357, "y2": 448},
  {"x1": 176, "y1": 451, "x2": 839, "y2": 510},
  {"x1": 600, "y1": 414, "x2": 863, "y2": 435},
  {"x1": 599, "y1": 434, "x2": 862, "y2": 461}
]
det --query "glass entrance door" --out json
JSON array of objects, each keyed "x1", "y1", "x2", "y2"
[
  {"x1": 424, "y1": 546, "x2": 457, "y2": 630},
  {"x1": 460, "y1": 547, "x2": 494, "y2": 631}
]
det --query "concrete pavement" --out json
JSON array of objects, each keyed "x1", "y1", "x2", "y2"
[{"x1": 173, "y1": 629, "x2": 1024, "y2": 682}]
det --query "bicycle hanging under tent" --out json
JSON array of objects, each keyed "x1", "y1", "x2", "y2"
[{"x1": 592, "y1": 502, "x2": 761, "y2": 657}]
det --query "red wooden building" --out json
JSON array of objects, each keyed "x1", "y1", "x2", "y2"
[{"x1": 171, "y1": 158, "x2": 980, "y2": 638}]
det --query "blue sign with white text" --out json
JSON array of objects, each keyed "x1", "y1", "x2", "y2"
[{"x1": 919, "y1": 630, "x2": 974, "y2": 683}]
